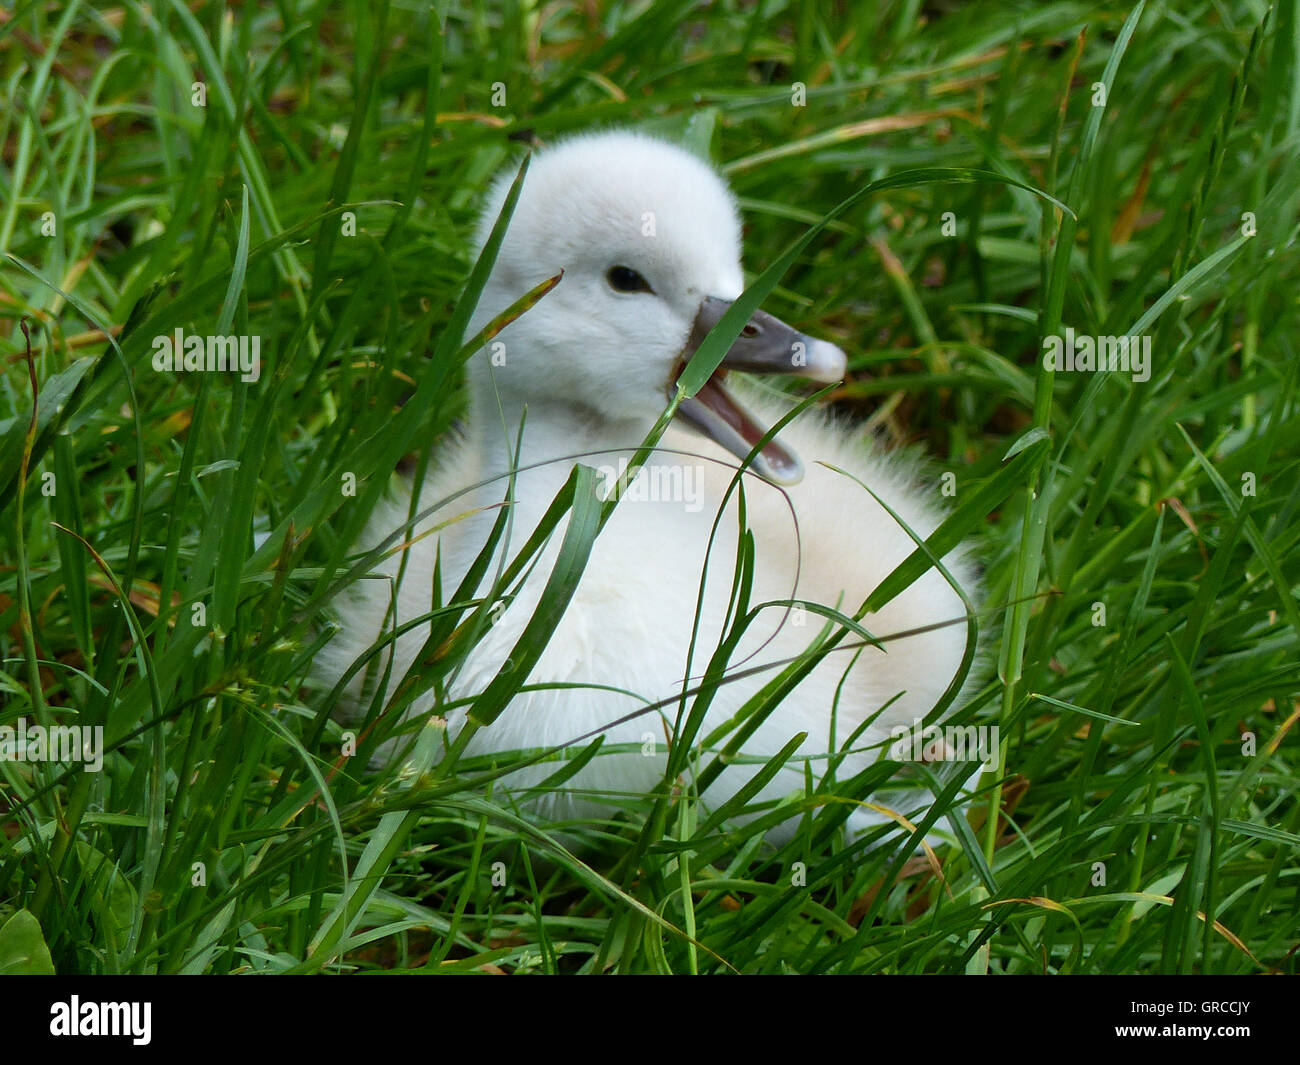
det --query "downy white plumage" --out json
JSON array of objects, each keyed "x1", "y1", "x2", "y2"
[{"x1": 316, "y1": 130, "x2": 985, "y2": 843}]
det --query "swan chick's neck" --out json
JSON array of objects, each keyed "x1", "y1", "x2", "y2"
[{"x1": 467, "y1": 383, "x2": 661, "y2": 480}]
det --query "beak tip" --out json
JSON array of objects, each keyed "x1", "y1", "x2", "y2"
[
  {"x1": 802, "y1": 338, "x2": 847, "y2": 383},
  {"x1": 763, "y1": 463, "x2": 805, "y2": 486}
]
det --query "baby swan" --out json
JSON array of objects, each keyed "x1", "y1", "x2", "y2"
[{"x1": 317, "y1": 130, "x2": 984, "y2": 844}]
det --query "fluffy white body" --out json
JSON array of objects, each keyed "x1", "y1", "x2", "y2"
[{"x1": 315, "y1": 131, "x2": 984, "y2": 841}]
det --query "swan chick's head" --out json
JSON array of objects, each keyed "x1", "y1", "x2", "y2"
[{"x1": 468, "y1": 130, "x2": 846, "y2": 483}]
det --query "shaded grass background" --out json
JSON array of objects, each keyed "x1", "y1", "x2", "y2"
[{"x1": 0, "y1": 0, "x2": 1297, "y2": 973}]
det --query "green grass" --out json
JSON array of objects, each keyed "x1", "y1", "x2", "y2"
[{"x1": 1, "y1": 0, "x2": 1298, "y2": 974}]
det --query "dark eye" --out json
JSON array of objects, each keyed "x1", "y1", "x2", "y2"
[{"x1": 606, "y1": 265, "x2": 654, "y2": 294}]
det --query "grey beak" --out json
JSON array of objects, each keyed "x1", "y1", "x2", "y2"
[
  {"x1": 686, "y1": 296, "x2": 847, "y2": 383},
  {"x1": 674, "y1": 297, "x2": 848, "y2": 486}
]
